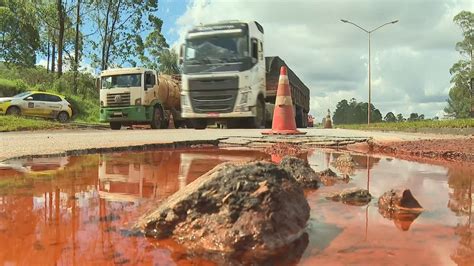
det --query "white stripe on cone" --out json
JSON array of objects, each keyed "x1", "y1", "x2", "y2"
[
  {"x1": 275, "y1": 96, "x2": 293, "y2": 106},
  {"x1": 278, "y1": 75, "x2": 289, "y2": 85}
]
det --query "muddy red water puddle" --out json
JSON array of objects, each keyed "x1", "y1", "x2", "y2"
[{"x1": 0, "y1": 148, "x2": 472, "y2": 265}]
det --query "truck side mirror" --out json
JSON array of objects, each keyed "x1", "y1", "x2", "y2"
[{"x1": 95, "y1": 78, "x2": 101, "y2": 90}]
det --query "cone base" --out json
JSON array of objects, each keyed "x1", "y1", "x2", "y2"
[{"x1": 261, "y1": 129, "x2": 306, "y2": 135}]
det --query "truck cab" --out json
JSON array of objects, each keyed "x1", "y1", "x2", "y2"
[
  {"x1": 180, "y1": 21, "x2": 267, "y2": 129},
  {"x1": 99, "y1": 68, "x2": 168, "y2": 130}
]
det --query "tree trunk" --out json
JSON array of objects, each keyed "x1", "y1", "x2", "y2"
[
  {"x1": 46, "y1": 36, "x2": 50, "y2": 73},
  {"x1": 51, "y1": 39, "x2": 56, "y2": 73},
  {"x1": 101, "y1": 0, "x2": 112, "y2": 70},
  {"x1": 104, "y1": 0, "x2": 122, "y2": 70},
  {"x1": 57, "y1": 0, "x2": 65, "y2": 77},
  {"x1": 74, "y1": 0, "x2": 81, "y2": 93}
]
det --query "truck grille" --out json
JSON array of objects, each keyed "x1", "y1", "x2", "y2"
[
  {"x1": 190, "y1": 90, "x2": 238, "y2": 113},
  {"x1": 189, "y1": 77, "x2": 238, "y2": 113},
  {"x1": 106, "y1": 92, "x2": 130, "y2": 107}
]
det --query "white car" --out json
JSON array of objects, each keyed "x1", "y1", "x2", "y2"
[{"x1": 0, "y1": 91, "x2": 73, "y2": 123}]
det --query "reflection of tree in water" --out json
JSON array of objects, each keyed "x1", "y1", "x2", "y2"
[
  {"x1": 330, "y1": 153, "x2": 381, "y2": 176},
  {"x1": 448, "y1": 166, "x2": 473, "y2": 265}
]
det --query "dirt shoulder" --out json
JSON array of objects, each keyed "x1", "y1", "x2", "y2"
[{"x1": 362, "y1": 137, "x2": 474, "y2": 165}]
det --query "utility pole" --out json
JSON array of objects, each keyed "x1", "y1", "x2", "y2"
[{"x1": 341, "y1": 19, "x2": 398, "y2": 125}]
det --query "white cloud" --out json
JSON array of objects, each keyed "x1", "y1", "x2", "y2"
[{"x1": 174, "y1": 0, "x2": 472, "y2": 119}]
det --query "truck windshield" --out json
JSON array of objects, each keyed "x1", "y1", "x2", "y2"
[
  {"x1": 185, "y1": 34, "x2": 248, "y2": 64},
  {"x1": 101, "y1": 74, "x2": 142, "y2": 89}
]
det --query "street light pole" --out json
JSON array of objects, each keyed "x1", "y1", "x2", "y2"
[{"x1": 341, "y1": 19, "x2": 398, "y2": 125}]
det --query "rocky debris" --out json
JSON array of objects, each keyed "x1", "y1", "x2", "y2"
[
  {"x1": 326, "y1": 187, "x2": 372, "y2": 206},
  {"x1": 264, "y1": 142, "x2": 304, "y2": 158},
  {"x1": 318, "y1": 168, "x2": 350, "y2": 186},
  {"x1": 280, "y1": 156, "x2": 320, "y2": 189},
  {"x1": 378, "y1": 189, "x2": 424, "y2": 231},
  {"x1": 378, "y1": 189, "x2": 423, "y2": 216},
  {"x1": 331, "y1": 153, "x2": 357, "y2": 176},
  {"x1": 332, "y1": 153, "x2": 356, "y2": 168},
  {"x1": 134, "y1": 160, "x2": 310, "y2": 255}
]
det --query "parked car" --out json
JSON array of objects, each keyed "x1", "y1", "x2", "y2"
[{"x1": 0, "y1": 91, "x2": 73, "y2": 123}]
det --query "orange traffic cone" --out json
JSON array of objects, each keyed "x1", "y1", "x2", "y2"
[
  {"x1": 168, "y1": 113, "x2": 175, "y2": 129},
  {"x1": 262, "y1": 66, "x2": 306, "y2": 135}
]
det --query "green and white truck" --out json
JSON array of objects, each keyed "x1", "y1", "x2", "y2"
[{"x1": 99, "y1": 67, "x2": 184, "y2": 130}]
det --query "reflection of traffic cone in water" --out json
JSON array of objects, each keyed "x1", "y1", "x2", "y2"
[
  {"x1": 168, "y1": 113, "x2": 175, "y2": 129},
  {"x1": 271, "y1": 154, "x2": 283, "y2": 164},
  {"x1": 324, "y1": 109, "x2": 333, "y2": 129},
  {"x1": 262, "y1": 66, "x2": 306, "y2": 135}
]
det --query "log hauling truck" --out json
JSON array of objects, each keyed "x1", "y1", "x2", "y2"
[
  {"x1": 99, "y1": 68, "x2": 185, "y2": 130},
  {"x1": 180, "y1": 20, "x2": 310, "y2": 129}
]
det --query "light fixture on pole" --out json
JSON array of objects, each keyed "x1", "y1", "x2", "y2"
[{"x1": 340, "y1": 19, "x2": 398, "y2": 125}]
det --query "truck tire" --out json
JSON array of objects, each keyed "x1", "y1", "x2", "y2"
[
  {"x1": 247, "y1": 98, "x2": 266, "y2": 129},
  {"x1": 150, "y1": 106, "x2": 164, "y2": 129},
  {"x1": 110, "y1": 122, "x2": 121, "y2": 130},
  {"x1": 295, "y1": 106, "x2": 304, "y2": 128},
  {"x1": 192, "y1": 119, "x2": 207, "y2": 130}
]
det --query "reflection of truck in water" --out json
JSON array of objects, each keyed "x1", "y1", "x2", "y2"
[
  {"x1": 98, "y1": 149, "x2": 269, "y2": 202},
  {"x1": 99, "y1": 68, "x2": 185, "y2": 130},
  {"x1": 180, "y1": 21, "x2": 310, "y2": 129}
]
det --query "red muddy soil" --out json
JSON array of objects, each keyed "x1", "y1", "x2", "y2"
[
  {"x1": 348, "y1": 138, "x2": 474, "y2": 165},
  {"x1": 0, "y1": 148, "x2": 472, "y2": 265}
]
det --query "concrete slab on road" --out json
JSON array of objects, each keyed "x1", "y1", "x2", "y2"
[{"x1": 0, "y1": 128, "x2": 464, "y2": 162}]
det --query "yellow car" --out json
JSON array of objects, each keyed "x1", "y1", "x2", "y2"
[{"x1": 0, "y1": 91, "x2": 73, "y2": 123}]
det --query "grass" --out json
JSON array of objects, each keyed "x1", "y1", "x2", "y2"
[
  {"x1": 0, "y1": 115, "x2": 65, "y2": 132},
  {"x1": 336, "y1": 119, "x2": 474, "y2": 131}
]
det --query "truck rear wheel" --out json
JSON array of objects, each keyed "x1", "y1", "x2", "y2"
[
  {"x1": 110, "y1": 122, "x2": 121, "y2": 130},
  {"x1": 151, "y1": 106, "x2": 164, "y2": 129}
]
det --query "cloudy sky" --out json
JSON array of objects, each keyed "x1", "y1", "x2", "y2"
[{"x1": 162, "y1": 0, "x2": 472, "y2": 118}]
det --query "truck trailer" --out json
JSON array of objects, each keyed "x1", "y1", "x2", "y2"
[
  {"x1": 99, "y1": 68, "x2": 186, "y2": 130},
  {"x1": 179, "y1": 20, "x2": 310, "y2": 129}
]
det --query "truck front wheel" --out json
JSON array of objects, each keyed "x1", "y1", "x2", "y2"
[
  {"x1": 247, "y1": 98, "x2": 265, "y2": 129},
  {"x1": 110, "y1": 122, "x2": 121, "y2": 130},
  {"x1": 150, "y1": 106, "x2": 164, "y2": 129}
]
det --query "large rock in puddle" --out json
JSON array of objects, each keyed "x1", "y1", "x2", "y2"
[
  {"x1": 318, "y1": 168, "x2": 350, "y2": 186},
  {"x1": 134, "y1": 160, "x2": 310, "y2": 255},
  {"x1": 280, "y1": 156, "x2": 320, "y2": 188},
  {"x1": 326, "y1": 187, "x2": 372, "y2": 206},
  {"x1": 378, "y1": 188, "x2": 423, "y2": 231}
]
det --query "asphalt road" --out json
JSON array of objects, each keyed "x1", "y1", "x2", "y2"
[{"x1": 0, "y1": 128, "x2": 464, "y2": 162}]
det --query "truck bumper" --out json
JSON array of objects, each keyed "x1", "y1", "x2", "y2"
[
  {"x1": 181, "y1": 110, "x2": 254, "y2": 119},
  {"x1": 100, "y1": 106, "x2": 152, "y2": 122}
]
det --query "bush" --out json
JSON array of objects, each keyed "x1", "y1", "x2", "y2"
[
  {"x1": 0, "y1": 63, "x2": 100, "y2": 123},
  {"x1": 0, "y1": 78, "x2": 28, "y2": 96}
]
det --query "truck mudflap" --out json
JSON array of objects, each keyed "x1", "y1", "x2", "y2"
[{"x1": 100, "y1": 106, "x2": 153, "y2": 122}]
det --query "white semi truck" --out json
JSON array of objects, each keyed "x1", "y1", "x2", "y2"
[{"x1": 180, "y1": 21, "x2": 310, "y2": 129}]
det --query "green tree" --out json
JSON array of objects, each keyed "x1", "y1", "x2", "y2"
[
  {"x1": 333, "y1": 99, "x2": 350, "y2": 124},
  {"x1": 0, "y1": 0, "x2": 40, "y2": 66},
  {"x1": 396, "y1": 113, "x2": 404, "y2": 122},
  {"x1": 445, "y1": 10, "x2": 473, "y2": 118},
  {"x1": 408, "y1": 113, "x2": 419, "y2": 121},
  {"x1": 332, "y1": 98, "x2": 382, "y2": 124},
  {"x1": 89, "y1": 0, "x2": 168, "y2": 70},
  {"x1": 384, "y1": 112, "x2": 397, "y2": 122},
  {"x1": 159, "y1": 49, "x2": 180, "y2": 74}
]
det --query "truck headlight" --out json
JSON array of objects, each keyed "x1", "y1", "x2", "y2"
[
  {"x1": 100, "y1": 101, "x2": 104, "y2": 107},
  {"x1": 135, "y1": 98, "x2": 141, "y2": 105}
]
